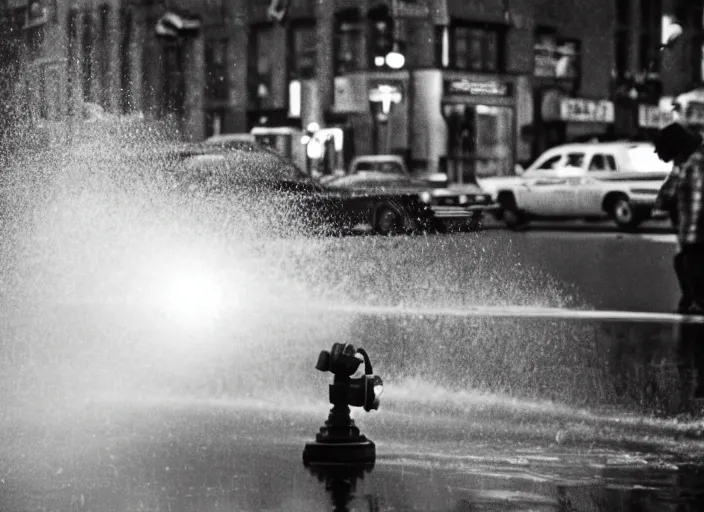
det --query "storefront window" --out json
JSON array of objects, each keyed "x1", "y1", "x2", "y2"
[{"x1": 444, "y1": 104, "x2": 514, "y2": 181}]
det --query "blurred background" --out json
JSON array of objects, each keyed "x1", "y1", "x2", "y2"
[{"x1": 2, "y1": 0, "x2": 704, "y2": 178}]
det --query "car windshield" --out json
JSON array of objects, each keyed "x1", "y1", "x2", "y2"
[
  {"x1": 356, "y1": 161, "x2": 405, "y2": 175},
  {"x1": 626, "y1": 146, "x2": 673, "y2": 172}
]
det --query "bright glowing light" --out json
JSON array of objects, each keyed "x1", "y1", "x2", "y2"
[
  {"x1": 146, "y1": 262, "x2": 231, "y2": 329},
  {"x1": 419, "y1": 191, "x2": 432, "y2": 203},
  {"x1": 385, "y1": 51, "x2": 405, "y2": 69},
  {"x1": 161, "y1": 272, "x2": 224, "y2": 325},
  {"x1": 306, "y1": 139, "x2": 324, "y2": 159},
  {"x1": 661, "y1": 16, "x2": 683, "y2": 47},
  {"x1": 374, "y1": 55, "x2": 385, "y2": 67},
  {"x1": 288, "y1": 80, "x2": 301, "y2": 118}
]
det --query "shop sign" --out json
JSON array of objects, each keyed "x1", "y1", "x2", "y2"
[
  {"x1": 559, "y1": 98, "x2": 614, "y2": 123},
  {"x1": 685, "y1": 102, "x2": 704, "y2": 126},
  {"x1": 444, "y1": 79, "x2": 513, "y2": 97},
  {"x1": 638, "y1": 104, "x2": 675, "y2": 129},
  {"x1": 393, "y1": 0, "x2": 430, "y2": 18},
  {"x1": 368, "y1": 84, "x2": 403, "y2": 114}
]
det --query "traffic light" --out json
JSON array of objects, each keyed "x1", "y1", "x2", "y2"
[{"x1": 368, "y1": 4, "x2": 394, "y2": 68}]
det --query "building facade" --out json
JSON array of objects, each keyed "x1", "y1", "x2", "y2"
[
  {"x1": 244, "y1": 0, "x2": 621, "y2": 178},
  {"x1": 612, "y1": 0, "x2": 704, "y2": 136},
  {"x1": 3, "y1": 0, "x2": 704, "y2": 176},
  {"x1": 1, "y1": 0, "x2": 249, "y2": 143}
]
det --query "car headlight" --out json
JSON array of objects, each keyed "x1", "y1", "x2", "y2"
[
  {"x1": 419, "y1": 191, "x2": 432, "y2": 203},
  {"x1": 458, "y1": 195, "x2": 468, "y2": 204}
]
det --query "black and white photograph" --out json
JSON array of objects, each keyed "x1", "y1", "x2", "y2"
[{"x1": 2, "y1": 0, "x2": 704, "y2": 510}]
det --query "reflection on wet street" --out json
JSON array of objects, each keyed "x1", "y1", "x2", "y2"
[
  {"x1": 2, "y1": 396, "x2": 704, "y2": 512},
  {"x1": 2, "y1": 134, "x2": 704, "y2": 512}
]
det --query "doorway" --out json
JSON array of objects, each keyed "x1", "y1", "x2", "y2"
[{"x1": 443, "y1": 103, "x2": 514, "y2": 183}]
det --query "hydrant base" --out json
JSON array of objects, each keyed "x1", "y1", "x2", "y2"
[{"x1": 303, "y1": 439, "x2": 376, "y2": 465}]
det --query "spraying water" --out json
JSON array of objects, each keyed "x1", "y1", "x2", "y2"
[{"x1": 1, "y1": 114, "x2": 701, "y2": 462}]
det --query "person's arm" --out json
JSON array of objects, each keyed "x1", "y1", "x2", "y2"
[{"x1": 654, "y1": 166, "x2": 680, "y2": 213}]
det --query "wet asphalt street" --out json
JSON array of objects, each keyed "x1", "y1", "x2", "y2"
[
  {"x1": 3, "y1": 220, "x2": 704, "y2": 512},
  {"x1": 463, "y1": 218, "x2": 679, "y2": 313}
]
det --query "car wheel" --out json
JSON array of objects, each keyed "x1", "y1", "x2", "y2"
[
  {"x1": 502, "y1": 205, "x2": 529, "y2": 230},
  {"x1": 467, "y1": 213, "x2": 484, "y2": 232},
  {"x1": 498, "y1": 193, "x2": 528, "y2": 230},
  {"x1": 611, "y1": 196, "x2": 641, "y2": 230},
  {"x1": 374, "y1": 205, "x2": 404, "y2": 236}
]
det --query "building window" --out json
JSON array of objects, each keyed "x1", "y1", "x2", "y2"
[
  {"x1": 692, "y1": 3, "x2": 704, "y2": 83},
  {"x1": 289, "y1": 21, "x2": 316, "y2": 80},
  {"x1": 81, "y1": 10, "x2": 93, "y2": 102},
  {"x1": 614, "y1": 0, "x2": 630, "y2": 78},
  {"x1": 162, "y1": 42, "x2": 185, "y2": 118},
  {"x1": 99, "y1": 4, "x2": 110, "y2": 108},
  {"x1": 533, "y1": 28, "x2": 581, "y2": 89},
  {"x1": 119, "y1": 7, "x2": 132, "y2": 113},
  {"x1": 334, "y1": 8, "x2": 364, "y2": 74},
  {"x1": 614, "y1": 29, "x2": 629, "y2": 78},
  {"x1": 616, "y1": 0, "x2": 630, "y2": 26},
  {"x1": 445, "y1": 22, "x2": 504, "y2": 72},
  {"x1": 639, "y1": 0, "x2": 662, "y2": 72},
  {"x1": 205, "y1": 39, "x2": 228, "y2": 102},
  {"x1": 248, "y1": 24, "x2": 275, "y2": 109},
  {"x1": 67, "y1": 8, "x2": 79, "y2": 115}
]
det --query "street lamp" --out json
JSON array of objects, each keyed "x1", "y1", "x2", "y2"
[
  {"x1": 385, "y1": 43, "x2": 405, "y2": 69},
  {"x1": 302, "y1": 343, "x2": 384, "y2": 465}
]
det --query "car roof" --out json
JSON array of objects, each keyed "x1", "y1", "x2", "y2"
[
  {"x1": 351, "y1": 155, "x2": 405, "y2": 163},
  {"x1": 542, "y1": 142, "x2": 655, "y2": 153}
]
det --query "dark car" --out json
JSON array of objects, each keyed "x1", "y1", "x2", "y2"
[
  {"x1": 323, "y1": 165, "x2": 495, "y2": 233},
  {"x1": 159, "y1": 141, "x2": 469, "y2": 236}
]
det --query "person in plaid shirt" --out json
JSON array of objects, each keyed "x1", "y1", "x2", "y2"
[{"x1": 653, "y1": 122, "x2": 704, "y2": 315}]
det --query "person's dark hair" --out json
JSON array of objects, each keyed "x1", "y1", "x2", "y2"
[{"x1": 653, "y1": 122, "x2": 702, "y2": 163}]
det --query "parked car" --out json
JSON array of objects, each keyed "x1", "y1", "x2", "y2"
[
  {"x1": 160, "y1": 142, "x2": 480, "y2": 236},
  {"x1": 479, "y1": 142, "x2": 672, "y2": 230},
  {"x1": 323, "y1": 155, "x2": 496, "y2": 232}
]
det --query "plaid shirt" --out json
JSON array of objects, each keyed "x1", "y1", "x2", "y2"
[{"x1": 655, "y1": 145, "x2": 704, "y2": 245}]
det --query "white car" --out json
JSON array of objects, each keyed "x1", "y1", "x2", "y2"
[{"x1": 481, "y1": 142, "x2": 672, "y2": 230}]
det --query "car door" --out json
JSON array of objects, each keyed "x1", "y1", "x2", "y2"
[
  {"x1": 547, "y1": 152, "x2": 588, "y2": 216},
  {"x1": 574, "y1": 152, "x2": 618, "y2": 216},
  {"x1": 519, "y1": 152, "x2": 585, "y2": 216},
  {"x1": 515, "y1": 153, "x2": 565, "y2": 215}
]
